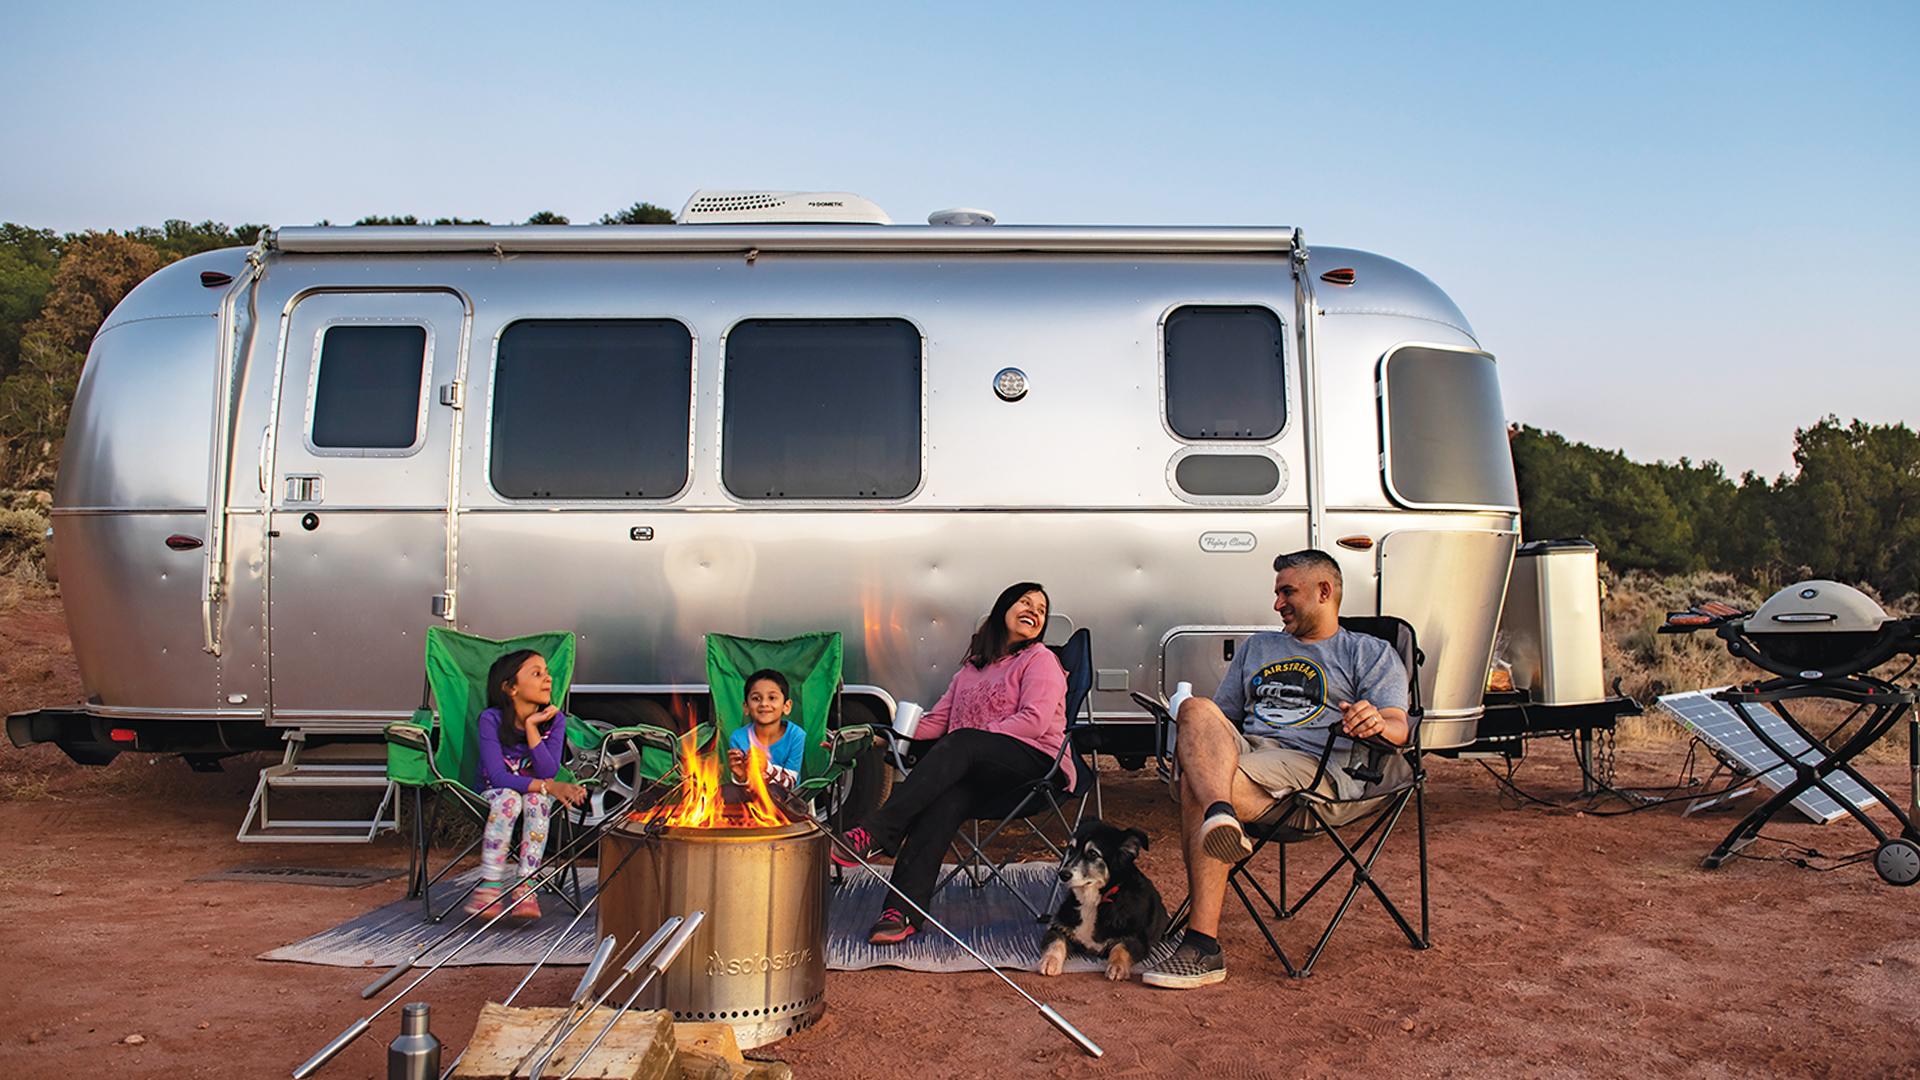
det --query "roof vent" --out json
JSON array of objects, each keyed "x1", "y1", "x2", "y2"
[
  {"x1": 678, "y1": 190, "x2": 893, "y2": 225},
  {"x1": 928, "y1": 207, "x2": 997, "y2": 227}
]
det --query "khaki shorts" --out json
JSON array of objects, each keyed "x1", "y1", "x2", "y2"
[
  {"x1": 1235, "y1": 732, "x2": 1403, "y2": 830},
  {"x1": 1233, "y1": 731, "x2": 1342, "y2": 803}
]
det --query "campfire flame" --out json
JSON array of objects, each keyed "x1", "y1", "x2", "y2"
[{"x1": 634, "y1": 729, "x2": 801, "y2": 829}]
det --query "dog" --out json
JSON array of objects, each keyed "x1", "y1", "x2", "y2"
[{"x1": 1037, "y1": 818, "x2": 1171, "y2": 981}]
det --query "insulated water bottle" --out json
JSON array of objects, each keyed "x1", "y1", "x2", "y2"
[{"x1": 388, "y1": 1002, "x2": 440, "y2": 1080}]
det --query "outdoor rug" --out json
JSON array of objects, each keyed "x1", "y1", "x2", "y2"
[
  {"x1": 260, "y1": 867, "x2": 603, "y2": 968},
  {"x1": 263, "y1": 862, "x2": 1178, "y2": 975},
  {"x1": 825, "y1": 862, "x2": 1180, "y2": 975},
  {"x1": 191, "y1": 866, "x2": 406, "y2": 888}
]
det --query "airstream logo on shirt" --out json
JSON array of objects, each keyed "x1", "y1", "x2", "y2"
[
  {"x1": 1198, "y1": 531, "x2": 1257, "y2": 553},
  {"x1": 706, "y1": 948, "x2": 813, "y2": 977},
  {"x1": 1248, "y1": 658, "x2": 1329, "y2": 729}
]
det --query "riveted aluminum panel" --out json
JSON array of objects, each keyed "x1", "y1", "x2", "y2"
[
  {"x1": 96, "y1": 249, "x2": 250, "y2": 335},
  {"x1": 452, "y1": 508, "x2": 1306, "y2": 722},
  {"x1": 54, "y1": 512, "x2": 218, "y2": 709},
  {"x1": 57, "y1": 315, "x2": 217, "y2": 510},
  {"x1": 1377, "y1": 527, "x2": 1517, "y2": 748}
]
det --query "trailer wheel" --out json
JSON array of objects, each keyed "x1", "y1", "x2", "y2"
[
  {"x1": 568, "y1": 697, "x2": 680, "y2": 828},
  {"x1": 828, "y1": 699, "x2": 892, "y2": 831}
]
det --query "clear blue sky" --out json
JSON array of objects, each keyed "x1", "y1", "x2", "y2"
[{"x1": 5, "y1": 0, "x2": 1913, "y2": 479}]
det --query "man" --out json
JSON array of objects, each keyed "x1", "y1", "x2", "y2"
[{"x1": 1141, "y1": 549, "x2": 1410, "y2": 989}]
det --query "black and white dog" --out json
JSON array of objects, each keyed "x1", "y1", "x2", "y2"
[{"x1": 1038, "y1": 818, "x2": 1171, "y2": 981}]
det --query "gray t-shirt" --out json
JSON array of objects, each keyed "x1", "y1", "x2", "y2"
[{"x1": 1212, "y1": 627, "x2": 1410, "y2": 795}]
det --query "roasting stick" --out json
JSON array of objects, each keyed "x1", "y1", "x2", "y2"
[
  {"x1": 510, "y1": 918, "x2": 681, "y2": 1080},
  {"x1": 527, "y1": 914, "x2": 700, "y2": 1080},
  {"x1": 820, "y1": 826, "x2": 1104, "y2": 1058},
  {"x1": 551, "y1": 912, "x2": 707, "y2": 1080},
  {"x1": 295, "y1": 812, "x2": 650, "y2": 1079},
  {"x1": 477, "y1": 934, "x2": 617, "y2": 1080},
  {"x1": 435, "y1": 823, "x2": 659, "y2": 1079}
]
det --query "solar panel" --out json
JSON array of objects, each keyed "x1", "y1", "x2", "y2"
[{"x1": 1657, "y1": 688, "x2": 1879, "y2": 825}]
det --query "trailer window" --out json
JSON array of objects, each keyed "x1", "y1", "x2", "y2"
[
  {"x1": 1379, "y1": 345, "x2": 1520, "y2": 510},
  {"x1": 722, "y1": 319, "x2": 921, "y2": 499},
  {"x1": 490, "y1": 320, "x2": 694, "y2": 499},
  {"x1": 1164, "y1": 306, "x2": 1286, "y2": 440},
  {"x1": 311, "y1": 325, "x2": 428, "y2": 450}
]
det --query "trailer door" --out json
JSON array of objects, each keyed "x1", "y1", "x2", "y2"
[{"x1": 266, "y1": 290, "x2": 467, "y2": 725}]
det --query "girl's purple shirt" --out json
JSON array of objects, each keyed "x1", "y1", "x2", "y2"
[{"x1": 476, "y1": 706, "x2": 568, "y2": 793}]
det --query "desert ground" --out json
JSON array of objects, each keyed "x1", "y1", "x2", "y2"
[{"x1": 3, "y1": 592, "x2": 1917, "y2": 1080}]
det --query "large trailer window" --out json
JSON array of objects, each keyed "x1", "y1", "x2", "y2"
[
  {"x1": 311, "y1": 325, "x2": 428, "y2": 450},
  {"x1": 1163, "y1": 306, "x2": 1286, "y2": 440},
  {"x1": 1379, "y1": 345, "x2": 1519, "y2": 510},
  {"x1": 490, "y1": 319, "x2": 694, "y2": 499},
  {"x1": 722, "y1": 318, "x2": 922, "y2": 499}
]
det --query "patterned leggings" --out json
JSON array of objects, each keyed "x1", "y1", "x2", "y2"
[{"x1": 480, "y1": 787, "x2": 554, "y2": 883}]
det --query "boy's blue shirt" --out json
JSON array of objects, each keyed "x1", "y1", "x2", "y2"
[{"x1": 729, "y1": 720, "x2": 806, "y2": 786}]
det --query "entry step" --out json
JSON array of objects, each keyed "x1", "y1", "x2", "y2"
[{"x1": 238, "y1": 737, "x2": 398, "y2": 843}]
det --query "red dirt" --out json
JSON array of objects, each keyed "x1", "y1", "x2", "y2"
[{"x1": 3, "y1": 593, "x2": 1918, "y2": 1079}]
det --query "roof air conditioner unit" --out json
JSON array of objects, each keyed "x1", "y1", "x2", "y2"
[{"x1": 677, "y1": 190, "x2": 893, "y2": 225}]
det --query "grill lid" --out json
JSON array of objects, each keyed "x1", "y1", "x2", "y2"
[{"x1": 1747, "y1": 580, "x2": 1888, "y2": 634}]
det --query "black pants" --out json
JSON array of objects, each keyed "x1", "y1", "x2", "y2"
[{"x1": 861, "y1": 728, "x2": 1053, "y2": 923}]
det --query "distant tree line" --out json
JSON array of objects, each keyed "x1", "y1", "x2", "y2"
[
  {"x1": 1513, "y1": 421, "x2": 1919, "y2": 599},
  {"x1": 4, "y1": 212, "x2": 1911, "y2": 600}
]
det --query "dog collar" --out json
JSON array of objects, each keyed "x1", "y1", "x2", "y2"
[{"x1": 1100, "y1": 885, "x2": 1121, "y2": 903}]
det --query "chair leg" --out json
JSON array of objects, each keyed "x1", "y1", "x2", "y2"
[{"x1": 406, "y1": 787, "x2": 428, "y2": 903}]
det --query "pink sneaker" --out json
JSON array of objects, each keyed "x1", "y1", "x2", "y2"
[
  {"x1": 464, "y1": 882, "x2": 507, "y2": 917},
  {"x1": 508, "y1": 884, "x2": 541, "y2": 920}
]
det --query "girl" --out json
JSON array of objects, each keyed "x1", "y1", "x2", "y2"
[
  {"x1": 833, "y1": 582, "x2": 1068, "y2": 944},
  {"x1": 470, "y1": 649, "x2": 587, "y2": 918}
]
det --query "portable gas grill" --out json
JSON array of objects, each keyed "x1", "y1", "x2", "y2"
[{"x1": 1662, "y1": 580, "x2": 1920, "y2": 885}]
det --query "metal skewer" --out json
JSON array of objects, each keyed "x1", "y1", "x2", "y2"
[
  {"x1": 295, "y1": 811, "x2": 641, "y2": 1078},
  {"x1": 434, "y1": 823, "x2": 657, "y2": 1079},
  {"x1": 524, "y1": 916, "x2": 692, "y2": 1080},
  {"x1": 821, "y1": 826, "x2": 1103, "y2": 1058},
  {"x1": 552, "y1": 911, "x2": 707, "y2": 1080},
  {"x1": 361, "y1": 809, "x2": 629, "y2": 1000}
]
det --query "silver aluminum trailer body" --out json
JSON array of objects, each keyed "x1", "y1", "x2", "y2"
[{"x1": 24, "y1": 224, "x2": 1519, "y2": 765}]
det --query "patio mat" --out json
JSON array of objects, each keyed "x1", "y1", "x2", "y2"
[
  {"x1": 191, "y1": 866, "x2": 406, "y2": 888},
  {"x1": 260, "y1": 867, "x2": 602, "y2": 968},
  {"x1": 262, "y1": 862, "x2": 1177, "y2": 974},
  {"x1": 828, "y1": 862, "x2": 1179, "y2": 975}
]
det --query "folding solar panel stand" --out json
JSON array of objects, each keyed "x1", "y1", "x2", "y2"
[
  {"x1": 932, "y1": 628, "x2": 1099, "y2": 922},
  {"x1": 1160, "y1": 615, "x2": 1432, "y2": 978},
  {"x1": 1699, "y1": 678, "x2": 1920, "y2": 883}
]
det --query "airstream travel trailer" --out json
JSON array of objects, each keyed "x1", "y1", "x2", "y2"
[{"x1": 12, "y1": 190, "x2": 1586, "y2": 835}]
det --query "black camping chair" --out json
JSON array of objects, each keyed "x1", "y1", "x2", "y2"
[
  {"x1": 1153, "y1": 615, "x2": 1431, "y2": 977},
  {"x1": 929, "y1": 628, "x2": 1099, "y2": 921}
]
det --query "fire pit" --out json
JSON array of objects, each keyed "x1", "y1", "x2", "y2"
[{"x1": 596, "y1": 736, "x2": 828, "y2": 1049}]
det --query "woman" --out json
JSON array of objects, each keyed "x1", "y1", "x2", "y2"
[{"x1": 835, "y1": 582, "x2": 1071, "y2": 944}]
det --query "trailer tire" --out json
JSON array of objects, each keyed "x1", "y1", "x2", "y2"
[{"x1": 830, "y1": 699, "x2": 892, "y2": 831}]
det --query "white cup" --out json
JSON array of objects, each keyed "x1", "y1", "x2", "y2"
[{"x1": 892, "y1": 701, "x2": 925, "y2": 740}]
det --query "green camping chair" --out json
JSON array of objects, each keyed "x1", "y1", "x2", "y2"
[
  {"x1": 705, "y1": 632, "x2": 882, "y2": 822},
  {"x1": 385, "y1": 627, "x2": 678, "y2": 922}
]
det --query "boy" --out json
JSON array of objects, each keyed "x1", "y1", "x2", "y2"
[{"x1": 728, "y1": 669, "x2": 806, "y2": 791}]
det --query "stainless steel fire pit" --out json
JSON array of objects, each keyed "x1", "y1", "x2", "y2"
[{"x1": 596, "y1": 817, "x2": 827, "y2": 1049}]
